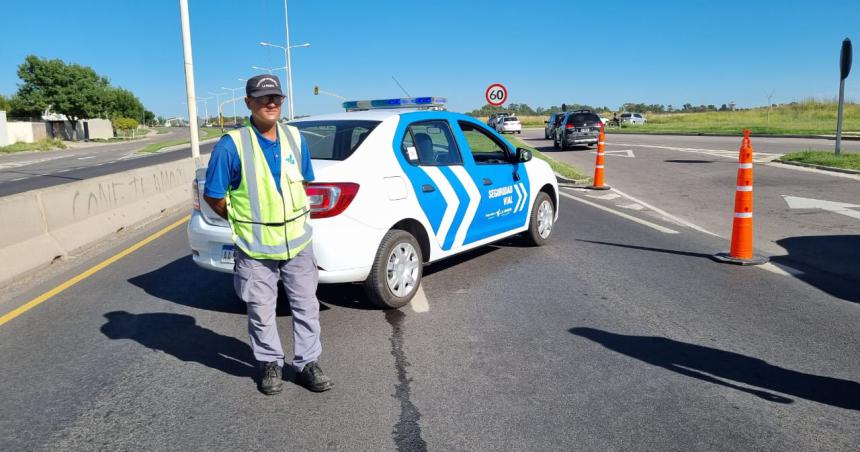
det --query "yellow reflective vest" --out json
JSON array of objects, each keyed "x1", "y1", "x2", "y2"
[{"x1": 225, "y1": 124, "x2": 312, "y2": 260}]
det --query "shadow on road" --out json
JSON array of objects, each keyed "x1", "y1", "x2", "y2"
[
  {"x1": 127, "y1": 255, "x2": 326, "y2": 316},
  {"x1": 772, "y1": 235, "x2": 860, "y2": 303},
  {"x1": 570, "y1": 327, "x2": 860, "y2": 411},
  {"x1": 576, "y1": 239, "x2": 714, "y2": 259},
  {"x1": 100, "y1": 311, "x2": 256, "y2": 379}
]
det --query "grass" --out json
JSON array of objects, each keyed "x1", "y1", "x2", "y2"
[
  {"x1": 779, "y1": 150, "x2": 860, "y2": 171},
  {"x1": 0, "y1": 138, "x2": 67, "y2": 154},
  {"x1": 503, "y1": 134, "x2": 590, "y2": 182},
  {"x1": 476, "y1": 100, "x2": 860, "y2": 136},
  {"x1": 138, "y1": 127, "x2": 225, "y2": 154}
]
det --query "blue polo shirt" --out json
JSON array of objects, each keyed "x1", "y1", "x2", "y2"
[{"x1": 204, "y1": 118, "x2": 314, "y2": 199}]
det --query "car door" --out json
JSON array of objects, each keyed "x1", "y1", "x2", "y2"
[
  {"x1": 396, "y1": 119, "x2": 473, "y2": 252},
  {"x1": 452, "y1": 119, "x2": 530, "y2": 242}
]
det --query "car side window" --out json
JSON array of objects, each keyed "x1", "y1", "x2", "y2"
[
  {"x1": 458, "y1": 121, "x2": 511, "y2": 165},
  {"x1": 400, "y1": 120, "x2": 462, "y2": 166}
]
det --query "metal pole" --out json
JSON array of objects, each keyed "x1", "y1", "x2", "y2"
[
  {"x1": 836, "y1": 78, "x2": 845, "y2": 156},
  {"x1": 284, "y1": 0, "x2": 294, "y2": 120},
  {"x1": 178, "y1": 0, "x2": 200, "y2": 166}
]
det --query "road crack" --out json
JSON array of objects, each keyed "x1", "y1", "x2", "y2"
[{"x1": 385, "y1": 309, "x2": 427, "y2": 452}]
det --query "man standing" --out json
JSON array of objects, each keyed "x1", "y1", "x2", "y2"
[{"x1": 203, "y1": 74, "x2": 333, "y2": 395}]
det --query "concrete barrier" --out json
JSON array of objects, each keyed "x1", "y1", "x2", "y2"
[{"x1": 0, "y1": 156, "x2": 209, "y2": 287}]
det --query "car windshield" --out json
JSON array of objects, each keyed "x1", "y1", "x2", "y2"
[{"x1": 292, "y1": 120, "x2": 381, "y2": 161}]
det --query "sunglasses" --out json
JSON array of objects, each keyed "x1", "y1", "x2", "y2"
[{"x1": 253, "y1": 95, "x2": 285, "y2": 106}]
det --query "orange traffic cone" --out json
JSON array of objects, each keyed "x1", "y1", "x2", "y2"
[
  {"x1": 587, "y1": 126, "x2": 610, "y2": 190},
  {"x1": 713, "y1": 130, "x2": 768, "y2": 265}
]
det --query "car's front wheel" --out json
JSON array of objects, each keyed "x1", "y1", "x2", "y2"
[
  {"x1": 524, "y1": 191, "x2": 554, "y2": 246},
  {"x1": 364, "y1": 230, "x2": 423, "y2": 309}
]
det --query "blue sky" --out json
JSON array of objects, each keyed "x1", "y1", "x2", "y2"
[{"x1": 1, "y1": 0, "x2": 858, "y2": 119}]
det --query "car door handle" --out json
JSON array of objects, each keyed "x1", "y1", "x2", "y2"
[
  {"x1": 482, "y1": 178, "x2": 492, "y2": 186},
  {"x1": 421, "y1": 184, "x2": 435, "y2": 193}
]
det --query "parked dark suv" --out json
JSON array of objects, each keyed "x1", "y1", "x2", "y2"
[
  {"x1": 543, "y1": 112, "x2": 564, "y2": 139},
  {"x1": 553, "y1": 110, "x2": 602, "y2": 150}
]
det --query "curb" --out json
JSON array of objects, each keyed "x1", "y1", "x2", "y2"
[
  {"x1": 555, "y1": 173, "x2": 590, "y2": 185},
  {"x1": 773, "y1": 159, "x2": 860, "y2": 175},
  {"x1": 138, "y1": 137, "x2": 220, "y2": 155}
]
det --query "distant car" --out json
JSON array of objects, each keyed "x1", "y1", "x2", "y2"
[
  {"x1": 496, "y1": 116, "x2": 522, "y2": 134},
  {"x1": 620, "y1": 112, "x2": 646, "y2": 125},
  {"x1": 487, "y1": 112, "x2": 509, "y2": 129},
  {"x1": 553, "y1": 110, "x2": 602, "y2": 150},
  {"x1": 544, "y1": 113, "x2": 564, "y2": 139}
]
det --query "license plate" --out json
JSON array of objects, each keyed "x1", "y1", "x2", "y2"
[{"x1": 220, "y1": 245, "x2": 235, "y2": 264}]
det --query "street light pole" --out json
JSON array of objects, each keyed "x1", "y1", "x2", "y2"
[
  {"x1": 260, "y1": 40, "x2": 309, "y2": 121},
  {"x1": 209, "y1": 91, "x2": 225, "y2": 130},
  {"x1": 222, "y1": 86, "x2": 243, "y2": 125},
  {"x1": 178, "y1": 0, "x2": 200, "y2": 166},
  {"x1": 251, "y1": 65, "x2": 288, "y2": 74},
  {"x1": 284, "y1": 0, "x2": 294, "y2": 120}
]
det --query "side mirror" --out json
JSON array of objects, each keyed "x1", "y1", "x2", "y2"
[
  {"x1": 516, "y1": 148, "x2": 533, "y2": 163},
  {"x1": 543, "y1": 120, "x2": 549, "y2": 124}
]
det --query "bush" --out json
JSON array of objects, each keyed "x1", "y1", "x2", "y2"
[{"x1": 111, "y1": 117, "x2": 139, "y2": 131}]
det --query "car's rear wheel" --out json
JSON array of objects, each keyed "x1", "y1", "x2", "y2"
[
  {"x1": 524, "y1": 192, "x2": 554, "y2": 246},
  {"x1": 364, "y1": 230, "x2": 423, "y2": 309}
]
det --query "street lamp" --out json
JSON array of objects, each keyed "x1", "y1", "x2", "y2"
[
  {"x1": 209, "y1": 91, "x2": 226, "y2": 130},
  {"x1": 197, "y1": 96, "x2": 212, "y2": 126},
  {"x1": 260, "y1": 30, "x2": 311, "y2": 120},
  {"x1": 222, "y1": 86, "x2": 243, "y2": 125},
  {"x1": 251, "y1": 65, "x2": 288, "y2": 74}
]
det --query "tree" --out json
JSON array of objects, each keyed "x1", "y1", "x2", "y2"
[
  {"x1": 15, "y1": 55, "x2": 112, "y2": 140},
  {"x1": 144, "y1": 110, "x2": 155, "y2": 126},
  {"x1": 111, "y1": 117, "x2": 139, "y2": 132},
  {"x1": 0, "y1": 94, "x2": 11, "y2": 112}
]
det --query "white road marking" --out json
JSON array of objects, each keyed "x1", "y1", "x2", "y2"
[
  {"x1": 560, "y1": 191, "x2": 679, "y2": 234},
  {"x1": 10, "y1": 177, "x2": 27, "y2": 181},
  {"x1": 766, "y1": 161, "x2": 860, "y2": 180},
  {"x1": 783, "y1": 195, "x2": 860, "y2": 220},
  {"x1": 586, "y1": 192, "x2": 621, "y2": 200},
  {"x1": 410, "y1": 285, "x2": 429, "y2": 313},
  {"x1": 758, "y1": 262, "x2": 805, "y2": 277},
  {"x1": 77, "y1": 156, "x2": 97, "y2": 160},
  {"x1": 610, "y1": 187, "x2": 722, "y2": 237},
  {"x1": 617, "y1": 203, "x2": 644, "y2": 211},
  {"x1": 612, "y1": 142, "x2": 780, "y2": 163},
  {"x1": 594, "y1": 149, "x2": 636, "y2": 158}
]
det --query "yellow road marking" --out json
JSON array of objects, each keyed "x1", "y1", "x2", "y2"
[{"x1": 0, "y1": 215, "x2": 190, "y2": 327}]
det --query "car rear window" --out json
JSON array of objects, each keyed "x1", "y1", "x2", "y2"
[
  {"x1": 504, "y1": 117, "x2": 519, "y2": 122},
  {"x1": 292, "y1": 120, "x2": 381, "y2": 160},
  {"x1": 567, "y1": 113, "x2": 600, "y2": 123}
]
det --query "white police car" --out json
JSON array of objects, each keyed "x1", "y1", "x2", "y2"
[{"x1": 188, "y1": 97, "x2": 559, "y2": 308}]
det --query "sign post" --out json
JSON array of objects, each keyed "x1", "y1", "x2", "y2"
[
  {"x1": 836, "y1": 38, "x2": 852, "y2": 156},
  {"x1": 485, "y1": 83, "x2": 508, "y2": 107}
]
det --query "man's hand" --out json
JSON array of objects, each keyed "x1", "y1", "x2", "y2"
[{"x1": 204, "y1": 195, "x2": 228, "y2": 219}]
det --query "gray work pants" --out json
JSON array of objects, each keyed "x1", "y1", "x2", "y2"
[{"x1": 233, "y1": 245, "x2": 321, "y2": 370}]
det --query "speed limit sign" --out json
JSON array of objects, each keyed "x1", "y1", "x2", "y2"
[{"x1": 485, "y1": 83, "x2": 507, "y2": 107}]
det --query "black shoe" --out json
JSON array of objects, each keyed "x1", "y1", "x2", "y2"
[
  {"x1": 259, "y1": 361, "x2": 283, "y2": 395},
  {"x1": 296, "y1": 361, "x2": 334, "y2": 392}
]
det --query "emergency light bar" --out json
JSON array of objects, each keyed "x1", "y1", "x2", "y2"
[{"x1": 343, "y1": 97, "x2": 447, "y2": 111}]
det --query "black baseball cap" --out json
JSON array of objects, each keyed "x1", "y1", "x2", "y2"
[{"x1": 245, "y1": 74, "x2": 285, "y2": 98}]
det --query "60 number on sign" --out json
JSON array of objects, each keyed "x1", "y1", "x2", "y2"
[{"x1": 485, "y1": 83, "x2": 508, "y2": 107}]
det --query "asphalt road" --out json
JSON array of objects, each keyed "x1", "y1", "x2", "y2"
[
  {"x1": 1, "y1": 190, "x2": 857, "y2": 450},
  {"x1": 521, "y1": 128, "x2": 860, "y2": 283},
  {"x1": 0, "y1": 128, "x2": 215, "y2": 197}
]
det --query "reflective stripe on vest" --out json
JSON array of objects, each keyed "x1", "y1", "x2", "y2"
[{"x1": 227, "y1": 124, "x2": 312, "y2": 260}]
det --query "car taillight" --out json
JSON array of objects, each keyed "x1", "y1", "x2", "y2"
[
  {"x1": 192, "y1": 180, "x2": 200, "y2": 211},
  {"x1": 306, "y1": 183, "x2": 359, "y2": 219},
  {"x1": 565, "y1": 124, "x2": 574, "y2": 129}
]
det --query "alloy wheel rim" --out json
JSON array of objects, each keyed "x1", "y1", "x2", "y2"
[
  {"x1": 537, "y1": 200, "x2": 553, "y2": 238},
  {"x1": 386, "y1": 242, "x2": 419, "y2": 298}
]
